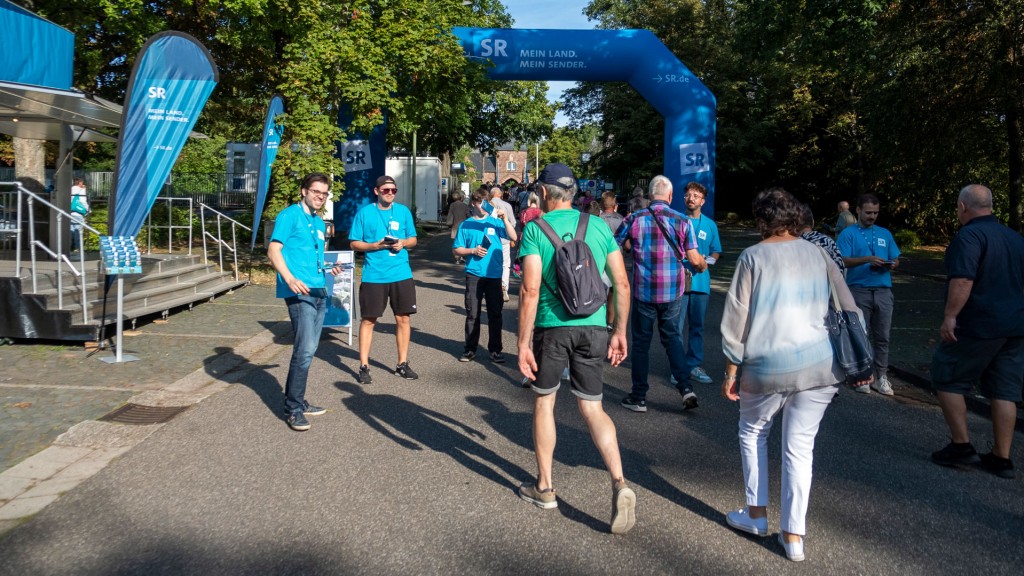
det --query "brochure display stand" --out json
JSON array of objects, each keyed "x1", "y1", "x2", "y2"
[
  {"x1": 99, "y1": 236, "x2": 143, "y2": 364},
  {"x1": 323, "y1": 251, "x2": 355, "y2": 345}
]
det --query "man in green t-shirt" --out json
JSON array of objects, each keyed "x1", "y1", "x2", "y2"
[{"x1": 516, "y1": 163, "x2": 637, "y2": 535}]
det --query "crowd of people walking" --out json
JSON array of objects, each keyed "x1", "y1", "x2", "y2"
[{"x1": 266, "y1": 167, "x2": 1022, "y2": 561}]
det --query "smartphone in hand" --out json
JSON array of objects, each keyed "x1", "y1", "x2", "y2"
[
  {"x1": 480, "y1": 200, "x2": 494, "y2": 215},
  {"x1": 480, "y1": 234, "x2": 493, "y2": 250},
  {"x1": 382, "y1": 235, "x2": 399, "y2": 245}
]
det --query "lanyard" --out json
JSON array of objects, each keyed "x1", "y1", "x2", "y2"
[
  {"x1": 858, "y1": 226, "x2": 876, "y2": 256},
  {"x1": 377, "y1": 204, "x2": 394, "y2": 234},
  {"x1": 299, "y1": 204, "x2": 324, "y2": 273}
]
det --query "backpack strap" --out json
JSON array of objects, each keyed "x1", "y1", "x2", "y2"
[
  {"x1": 533, "y1": 217, "x2": 563, "y2": 249},
  {"x1": 575, "y1": 211, "x2": 590, "y2": 242}
]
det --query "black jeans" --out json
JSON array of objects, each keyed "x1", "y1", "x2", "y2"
[{"x1": 465, "y1": 273, "x2": 504, "y2": 353}]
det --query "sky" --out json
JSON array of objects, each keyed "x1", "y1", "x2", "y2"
[{"x1": 501, "y1": 1, "x2": 596, "y2": 126}]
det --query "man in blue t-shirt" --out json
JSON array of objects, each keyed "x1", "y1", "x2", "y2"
[
  {"x1": 349, "y1": 175, "x2": 419, "y2": 383},
  {"x1": 674, "y1": 182, "x2": 722, "y2": 386},
  {"x1": 452, "y1": 189, "x2": 518, "y2": 363},
  {"x1": 931, "y1": 184, "x2": 1024, "y2": 479},
  {"x1": 837, "y1": 192, "x2": 901, "y2": 396},
  {"x1": 268, "y1": 172, "x2": 342, "y2": 431}
]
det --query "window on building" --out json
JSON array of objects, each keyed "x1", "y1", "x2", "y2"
[{"x1": 506, "y1": 161, "x2": 516, "y2": 171}]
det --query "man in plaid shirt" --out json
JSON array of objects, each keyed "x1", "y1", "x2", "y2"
[{"x1": 615, "y1": 175, "x2": 707, "y2": 413}]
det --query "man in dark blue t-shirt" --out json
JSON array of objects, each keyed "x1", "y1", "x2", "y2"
[{"x1": 930, "y1": 184, "x2": 1024, "y2": 479}]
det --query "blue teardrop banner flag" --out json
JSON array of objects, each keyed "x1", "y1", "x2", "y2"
[
  {"x1": 109, "y1": 31, "x2": 219, "y2": 237},
  {"x1": 252, "y1": 94, "x2": 285, "y2": 251}
]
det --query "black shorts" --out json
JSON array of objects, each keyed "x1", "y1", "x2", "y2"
[
  {"x1": 931, "y1": 336, "x2": 1024, "y2": 402},
  {"x1": 530, "y1": 326, "x2": 608, "y2": 401},
  {"x1": 359, "y1": 278, "x2": 417, "y2": 318}
]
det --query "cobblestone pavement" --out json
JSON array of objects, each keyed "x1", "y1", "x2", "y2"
[{"x1": 0, "y1": 284, "x2": 288, "y2": 472}]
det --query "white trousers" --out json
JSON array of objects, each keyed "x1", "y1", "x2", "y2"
[
  {"x1": 501, "y1": 239, "x2": 511, "y2": 291},
  {"x1": 738, "y1": 385, "x2": 836, "y2": 535}
]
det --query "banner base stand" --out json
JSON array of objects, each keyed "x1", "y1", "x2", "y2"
[{"x1": 100, "y1": 354, "x2": 140, "y2": 364}]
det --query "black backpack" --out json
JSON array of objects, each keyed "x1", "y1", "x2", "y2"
[{"x1": 532, "y1": 214, "x2": 607, "y2": 317}]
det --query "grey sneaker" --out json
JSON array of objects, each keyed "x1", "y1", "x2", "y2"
[
  {"x1": 490, "y1": 351, "x2": 506, "y2": 364},
  {"x1": 459, "y1": 350, "x2": 476, "y2": 362},
  {"x1": 357, "y1": 364, "x2": 373, "y2": 384},
  {"x1": 620, "y1": 396, "x2": 647, "y2": 412},
  {"x1": 519, "y1": 483, "x2": 557, "y2": 509},
  {"x1": 871, "y1": 375, "x2": 894, "y2": 396},
  {"x1": 610, "y1": 480, "x2": 637, "y2": 535},
  {"x1": 854, "y1": 383, "x2": 870, "y2": 394},
  {"x1": 286, "y1": 412, "x2": 310, "y2": 431},
  {"x1": 395, "y1": 362, "x2": 419, "y2": 380},
  {"x1": 303, "y1": 402, "x2": 326, "y2": 416},
  {"x1": 689, "y1": 367, "x2": 713, "y2": 384}
]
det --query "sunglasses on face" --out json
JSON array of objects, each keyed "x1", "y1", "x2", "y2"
[{"x1": 379, "y1": 187, "x2": 397, "y2": 194}]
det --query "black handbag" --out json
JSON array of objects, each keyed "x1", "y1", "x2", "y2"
[{"x1": 820, "y1": 250, "x2": 874, "y2": 384}]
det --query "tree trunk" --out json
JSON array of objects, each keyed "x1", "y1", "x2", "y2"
[{"x1": 13, "y1": 137, "x2": 46, "y2": 194}]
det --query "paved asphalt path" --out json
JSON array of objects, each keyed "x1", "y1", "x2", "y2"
[{"x1": 1, "y1": 226, "x2": 1021, "y2": 575}]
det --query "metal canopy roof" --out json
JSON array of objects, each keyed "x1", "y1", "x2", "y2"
[
  {"x1": 0, "y1": 80, "x2": 120, "y2": 141},
  {"x1": 0, "y1": 119, "x2": 116, "y2": 142}
]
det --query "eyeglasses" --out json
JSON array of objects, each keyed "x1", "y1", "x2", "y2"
[
  {"x1": 379, "y1": 187, "x2": 397, "y2": 194},
  {"x1": 307, "y1": 189, "x2": 329, "y2": 198},
  {"x1": 684, "y1": 193, "x2": 705, "y2": 199}
]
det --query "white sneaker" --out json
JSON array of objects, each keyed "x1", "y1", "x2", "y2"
[
  {"x1": 854, "y1": 384, "x2": 871, "y2": 394},
  {"x1": 872, "y1": 375, "x2": 894, "y2": 396},
  {"x1": 778, "y1": 534, "x2": 805, "y2": 562},
  {"x1": 561, "y1": 367, "x2": 570, "y2": 382},
  {"x1": 725, "y1": 507, "x2": 768, "y2": 536}
]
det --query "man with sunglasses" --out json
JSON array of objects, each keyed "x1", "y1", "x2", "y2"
[
  {"x1": 350, "y1": 175, "x2": 419, "y2": 383},
  {"x1": 268, "y1": 172, "x2": 342, "y2": 431}
]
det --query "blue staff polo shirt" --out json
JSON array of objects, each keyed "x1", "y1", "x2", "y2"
[
  {"x1": 270, "y1": 203, "x2": 327, "y2": 298},
  {"x1": 454, "y1": 216, "x2": 508, "y2": 278},
  {"x1": 350, "y1": 202, "x2": 417, "y2": 283},
  {"x1": 837, "y1": 224, "x2": 900, "y2": 288},
  {"x1": 684, "y1": 214, "x2": 721, "y2": 294}
]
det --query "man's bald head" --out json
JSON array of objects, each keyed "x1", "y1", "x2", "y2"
[
  {"x1": 957, "y1": 184, "x2": 994, "y2": 225},
  {"x1": 958, "y1": 184, "x2": 993, "y2": 211},
  {"x1": 838, "y1": 201, "x2": 849, "y2": 212},
  {"x1": 490, "y1": 186, "x2": 503, "y2": 198}
]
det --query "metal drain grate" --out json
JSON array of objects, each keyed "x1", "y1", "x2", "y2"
[{"x1": 100, "y1": 404, "x2": 191, "y2": 425}]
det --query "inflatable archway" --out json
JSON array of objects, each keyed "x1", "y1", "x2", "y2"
[{"x1": 454, "y1": 28, "x2": 717, "y2": 217}]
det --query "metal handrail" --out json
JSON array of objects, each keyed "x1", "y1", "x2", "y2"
[
  {"x1": 1, "y1": 182, "x2": 100, "y2": 324},
  {"x1": 145, "y1": 197, "x2": 194, "y2": 256},
  {"x1": 198, "y1": 203, "x2": 251, "y2": 282}
]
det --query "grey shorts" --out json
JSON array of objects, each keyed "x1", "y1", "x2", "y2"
[
  {"x1": 530, "y1": 326, "x2": 608, "y2": 401},
  {"x1": 931, "y1": 336, "x2": 1024, "y2": 402}
]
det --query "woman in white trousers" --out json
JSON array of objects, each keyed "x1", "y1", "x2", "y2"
[{"x1": 720, "y1": 188, "x2": 869, "y2": 562}]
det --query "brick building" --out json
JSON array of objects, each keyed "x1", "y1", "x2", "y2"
[{"x1": 471, "y1": 144, "x2": 530, "y2": 187}]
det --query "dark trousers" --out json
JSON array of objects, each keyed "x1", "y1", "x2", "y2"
[{"x1": 465, "y1": 273, "x2": 504, "y2": 353}]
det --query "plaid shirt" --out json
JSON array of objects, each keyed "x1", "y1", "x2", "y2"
[{"x1": 615, "y1": 200, "x2": 698, "y2": 303}]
